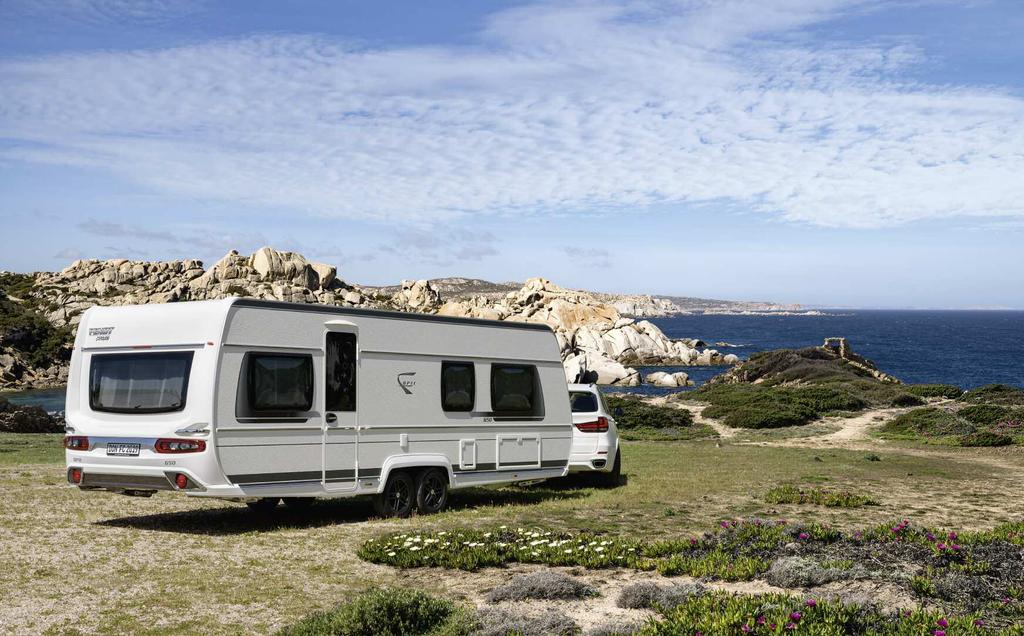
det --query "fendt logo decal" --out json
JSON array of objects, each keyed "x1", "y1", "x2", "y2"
[
  {"x1": 88, "y1": 326, "x2": 115, "y2": 341},
  {"x1": 397, "y1": 372, "x2": 416, "y2": 395}
]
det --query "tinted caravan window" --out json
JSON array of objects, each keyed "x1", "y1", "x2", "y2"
[
  {"x1": 247, "y1": 353, "x2": 313, "y2": 412},
  {"x1": 326, "y1": 332, "x2": 357, "y2": 412},
  {"x1": 491, "y1": 364, "x2": 537, "y2": 414},
  {"x1": 570, "y1": 391, "x2": 599, "y2": 413},
  {"x1": 90, "y1": 352, "x2": 194, "y2": 413},
  {"x1": 441, "y1": 362, "x2": 474, "y2": 412}
]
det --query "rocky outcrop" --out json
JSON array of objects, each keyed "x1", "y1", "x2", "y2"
[
  {"x1": 438, "y1": 278, "x2": 736, "y2": 386},
  {"x1": 5, "y1": 249, "x2": 735, "y2": 389},
  {"x1": 644, "y1": 371, "x2": 694, "y2": 388},
  {"x1": 0, "y1": 396, "x2": 64, "y2": 433}
]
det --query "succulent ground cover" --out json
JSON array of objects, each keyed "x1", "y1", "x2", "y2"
[
  {"x1": 276, "y1": 586, "x2": 1024, "y2": 636},
  {"x1": 361, "y1": 518, "x2": 1024, "y2": 625},
  {"x1": 764, "y1": 484, "x2": 879, "y2": 508}
]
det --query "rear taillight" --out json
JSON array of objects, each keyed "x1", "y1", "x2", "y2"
[
  {"x1": 68, "y1": 468, "x2": 82, "y2": 484},
  {"x1": 154, "y1": 439, "x2": 206, "y2": 453},
  {"x1": 574, "y1": 416, "x2": 609, "y2": 433},
  {"x1": 64, "y1": 436, "x2": 90, "y2": 451}
]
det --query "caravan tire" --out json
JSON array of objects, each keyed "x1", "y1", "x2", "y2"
[
  {"x1": 374, "y1": 471, "x2": 415, "y2": 518},
  {"x1": 246, "y1": 497, "x2": 280, "y2": 513},
  {"x1": 415, "y1": 468, "x2": 449, "y2": 515}
]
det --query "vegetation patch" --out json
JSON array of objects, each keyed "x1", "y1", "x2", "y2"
[
  {"x1": 616, "y1": 581, "x2": 705, "y2": 611},
  {"x1": 640, "y1": 591, "x2": 1013, "y2": 636},
  {"x1": 276, "y1": 587, "x2": 467, "y2": 636},
  {"x1": 878, "y1": 408, "x2": 974, "y2": 439},
  {"x1": 764, "y1": 484, "x2": 878, "y2": 508},
  {"x1": 0, "y1": 292, "x2": 73, "y2": 369},
  {"x1": 961, "y1": 384, "x2": 1024, "y2": 406},
  {"x1": 878, "y1": 407, "x2": 1023, "y2": 446},
  {"x1": 486, "y1": 571, "x2": 596, "y2": 603},
  {"x1": 906, "y1": 383, "x2": 965, "y2": 399},
  {"x1": 604, "y1": 395, "x2": 717, "y2": 441},
  {"x1": 473, "y1": 608, "x2": 577, "y2": 636}
]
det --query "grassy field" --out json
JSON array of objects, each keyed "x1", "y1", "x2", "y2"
[{"x1": 2, "y1": 430, "x2": 1023, "y2": 635}]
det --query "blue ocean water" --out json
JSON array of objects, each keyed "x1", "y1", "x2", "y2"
[
  {"x1": 3, "y1": 311, "x2": 1021, "y2": 409},
  {"x1": 615, "y1": 310, "x2": 1023, "y2": 396}
]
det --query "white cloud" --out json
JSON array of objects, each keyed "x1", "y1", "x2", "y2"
[{"x1": 1, "y1": 0, "x2": 1022, "y2": 228}]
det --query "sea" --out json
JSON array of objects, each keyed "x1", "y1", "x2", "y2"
[{"x1": 3, "y1": 310, "x2": 1022, "y2": 410}]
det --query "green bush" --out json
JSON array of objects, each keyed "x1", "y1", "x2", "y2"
[
  {"x1": 696, "y1": 384, "x2": 865, "y2": 429},
  {"x1": 605, "y1": 395, "x2": 693, "y2": 430},
  {"x1": 878, "y1": 408, "x2": 974, "y2": 438},
  {"x1": 906, "y1": 384, "x2": 964, "y2": 399},
  {"x1": 889, "y1": 393, "x2": 926, "y2": 407},
  {"x1": 959, "y1": 404, "x2": 1022, "y2": 427},
  {"x1": 959, "y1": 430, "x2": 1013, "y2": 447},
  {"x1": 277, "y1": 588, "x2": 463, "y2": 636},
  {"x1": 961, "y1": 384, "x2": 1024, "y2": 406},
  {"x1": 0, "y1": 293, "x2": 73, "y2": 368}
]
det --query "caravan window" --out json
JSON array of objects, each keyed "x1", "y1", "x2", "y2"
[
  {"x1": 247, "y1": 353, "x2": 313, "y2": 412},
  {"x1": 326, "y1": 332, "x2": 357, "y2": 412},
  {"x1": 89, "y1": 352, "x2": 193, "y2": 413},
  {"x1": 491, "y1": 364, "x2": 537, "y2": 414},
  {"x1": 441, "y1": 362, "x2": 474, "y2": 412}
]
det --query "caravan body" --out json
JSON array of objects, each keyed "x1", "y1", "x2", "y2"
[{"x1": 64, "y1": 298, "x2": 572, "y2": 512}]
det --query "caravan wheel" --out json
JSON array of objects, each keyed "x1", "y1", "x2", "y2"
[
  {"x1": 374, "y1": 471, "x2": 415, "y2": 518},
  {"x1": 415, "y1": 468, "x2": 449, "y2": 514}
]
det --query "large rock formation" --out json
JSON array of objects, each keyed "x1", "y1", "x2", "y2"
[
  {"x1": 438, "y1": 278, "x2": 736, "y2": 386},
  {"x1": 3, "y1": 250, "x2": 735, "y2": 389}
]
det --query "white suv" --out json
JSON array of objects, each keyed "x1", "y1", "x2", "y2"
[{"x1": 567, "y1": 383, "x2": 621, "y2": 483}]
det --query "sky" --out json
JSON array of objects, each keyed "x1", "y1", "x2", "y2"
[{"x1": 1, "y1": 0, "x2": 1023, "y2": 309}]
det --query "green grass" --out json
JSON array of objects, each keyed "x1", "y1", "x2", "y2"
[
  {"x1": 764, "y1": 484, "x2": 879, "y2": 508},
  {"x1": 0, "y1": 432, "x2": 63, "y2": 465},
  {"x1": 3, "y1": 434, "x2": 1024, "y2": 634}
]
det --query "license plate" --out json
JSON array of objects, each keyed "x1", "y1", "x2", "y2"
[{"x1": 106, "y1": 443, "x2": 141, "y2": 457}]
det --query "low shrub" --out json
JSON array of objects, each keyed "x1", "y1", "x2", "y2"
[
  {"x1": 764, "y1": 485, "x2": 878, "y2": 508},
  {"x1": 277, "y1": 588, "x2": 462, "y2": 636},
  {"x1": 616, "y1": 581, "x2": 705, "y2": 611},
  {"x1": 906, "y1": 384, "x2": 964, "y2": 399},
  {"x1": 605, "y1": 395, "x2": 693, "y2": 430},
  {"x1": 617, "y1": 424, "x2": 718, "y2": 441},
  {"x1": 961, "y1": 384, "x2": 1024, "y2": 406},
  {"x1": 878, "y1": 408, "x2": 974, "y2": 438},
  {"x1": 487, "y1": 571, "x2": 596, "y2": 602},
  {"x1": 960, "y1": 404, "x2": 1023, "y2": 427},
  {"x1": 585, "y1": 620, "x2": 643, "y2": 636},
  {"x1": 959, "y1": 430, "x2": 1013, "y2": 447},
  {"x1": 889, "y1": 392, "x2": 926, "y2": 407},
  {"x1": 694, "y1": 383, "x2": 881, "y2": 429},
  {"x1": 764, "y1": 556, "x2": 855, "y2": 588},
  {"x1": 473, "y1": 608, "x2": 577, "y2": 636}
]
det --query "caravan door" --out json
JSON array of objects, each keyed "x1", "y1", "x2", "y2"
[{"x1": 323, "y1": 327, "x2": 358, "y2": 492}]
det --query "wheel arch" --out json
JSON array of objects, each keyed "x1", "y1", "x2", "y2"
[{"x1": 376, "y1": 454, "x2": 453, "y2": 494}]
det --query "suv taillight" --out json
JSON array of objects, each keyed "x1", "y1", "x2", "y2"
[
  {"x1": 64, "y1": 436, "x2": 90, "y2": 451},
  {"x1": 574, "y1": 416, "x2": 609, "y2": 433},
  {"x1": 154, "y1": 439, "x2": 206, "y2": 453}
]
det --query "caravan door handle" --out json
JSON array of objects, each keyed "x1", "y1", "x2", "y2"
[{"x1": 325, "y1": 413, "x2": 338, "y2": 424}]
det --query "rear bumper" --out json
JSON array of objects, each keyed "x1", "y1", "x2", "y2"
[
  {"x1": 68, "y1": 464, "x2": 205, "y2": 493},
  {"x1": 568, "y1": 452, "x2": 613, "y2": 473}
]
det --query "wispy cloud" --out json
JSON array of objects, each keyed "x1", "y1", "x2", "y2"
[
  {"x1": 3, "y1": 0, "x2": 204, "y2": 26},
  {"x1": 2, "y1": 0, "x2": 1023, "y2": 229},
  {"x1": 563, "y1": 246, "x2": 612, "y2": 269}
]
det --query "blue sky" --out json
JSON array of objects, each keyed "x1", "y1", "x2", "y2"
[{"x1": 1, "y1": 0, "x2": 1023, "y2": 308}]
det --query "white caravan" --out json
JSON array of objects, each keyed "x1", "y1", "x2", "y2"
[{"x1": 64, "y1": 298, "x2": 573, "y2": 516}]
